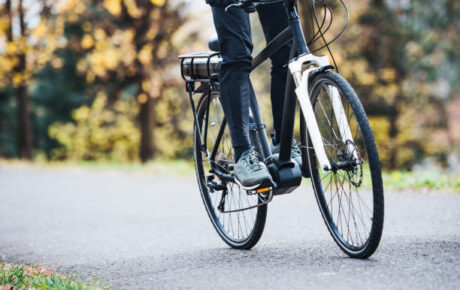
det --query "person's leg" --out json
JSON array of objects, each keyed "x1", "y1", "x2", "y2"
[
  {"x1": 211, "y1": 7, "x2": 253, "y2": 162},
  {"x1": 257, "y1": 2, "x2": 293, "y2": 144}
]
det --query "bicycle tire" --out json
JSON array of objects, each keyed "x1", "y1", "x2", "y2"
[
  {"x1": 300, "y1": 71, "x2": 384, "y2": 258},
  {"x1": 194, "y1": 91, "x2": 267, "y2": 249}
]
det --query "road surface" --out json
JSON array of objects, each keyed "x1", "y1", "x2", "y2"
[{"x1": 1, "y1": 166, "x2": 459, "y2": 289}]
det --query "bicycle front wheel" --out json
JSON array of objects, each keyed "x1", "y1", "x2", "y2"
[{"x1": 300, "y1": 71, "x2": 384, "y2": 258}]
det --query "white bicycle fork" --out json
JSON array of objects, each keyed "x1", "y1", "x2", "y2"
[{"x1": 288, "y1": 54, "x2": 356, "y2": 173}]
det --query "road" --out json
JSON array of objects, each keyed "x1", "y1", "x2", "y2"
[{"x1": 1, "y1": 166, "x2": 459, "y2": 289}]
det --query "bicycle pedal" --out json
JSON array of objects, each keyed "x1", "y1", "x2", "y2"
[{"x1": 247, "y1": 186, "x2": 272, "y2": 195}]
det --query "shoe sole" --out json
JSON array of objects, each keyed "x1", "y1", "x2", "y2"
[
  {"x1": 234, "y1": 178, "x2": 262, "y2": 191},
  {"x1": 234, "y1": 176, "x2": 274, "y2": 191}
]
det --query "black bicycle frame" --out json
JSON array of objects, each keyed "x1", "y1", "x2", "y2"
[{"x1": 208, "y1": 0, "x2": 309, "y2": 167}]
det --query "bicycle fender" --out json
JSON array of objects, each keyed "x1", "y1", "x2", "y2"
[{"x1": 308, "y1": 65, "x2": 335, "y2": 81}]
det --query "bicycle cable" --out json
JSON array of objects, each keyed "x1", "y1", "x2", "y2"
[
  {"x1": 259, "y1": 0, "x2": 350, "y2": 73},
  {"x1": 307, "y1": 0, "x2": 350, "y2": 73},
  {"x1": 231, "y1": 0, "x2": 350, "y2": 73},
  {"x1": 307, "y1": 3, "x2": 333, "y2": 47}
]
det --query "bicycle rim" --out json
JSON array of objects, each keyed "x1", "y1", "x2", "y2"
[
  {"x1": 194, "y1": 91, "x2": 267, "y2": 248},
  {"x1": 303, "y1": 72, "x2": 384, "y2": 258}
]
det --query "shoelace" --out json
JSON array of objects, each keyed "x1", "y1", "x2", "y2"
[
  {"x1": 243, "y1": 150, "x2": 263, "y2": 172},
  {"x1": 291, "y1": 140, "x2": 301, "y2": 157}
]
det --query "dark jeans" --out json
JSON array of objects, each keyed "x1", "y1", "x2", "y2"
[{"x1": 211, "y1": 2, "x2": 292, "y2": 161}]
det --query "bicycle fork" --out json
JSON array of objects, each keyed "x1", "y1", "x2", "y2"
[{"x1": 288, "y1": 54, "x2": 357, "y2": 173}]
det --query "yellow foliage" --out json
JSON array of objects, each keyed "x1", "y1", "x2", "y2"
[
  {"x1": 12, "y1": 73, "x2": 22, "y2": 87},
  {"x1": 138, "y1": 44, "x2": 153, "y2": 65},
  {"x1": 51, "y1": 57, "x2": 64, "y2": 69},
  {"x1": 74, "y1": 2, "x2": 86, "y2": 14},
  {"x1": 6, "y1": 42, "x2": 17, "y2": 54},
  {"x1": 141, "y1": 80, "x2": 150, "y2": 92},
  {"x1": 94, "y1": 28, "x2": 107, "y2": 41},
  {"x1": 151, "y1": 0, "x2": 165, "y2": 6},
  {"x1": 380, "y1": 68, "x2": 396, "y2": 82},
  {"x1": 368, "y1": 117, "x2": 391, "y2": 166},
  {"x1": 81, "y1": 34, "x2": 94, "y2": 49},
  {"x1": 76, "y1": 59, "x2": 87, "y2": 73},
  {"x1": 103, "y1": 48, "x2": 122, "y2": 70},
  {"x1": 86, "y1": 71, "x2": 95, "y2": 83},
  {"x1": 137, "y1": 93, "x2": 148, "y2": 104},
  {"x1": 82, "y1": 22, "x2": 92, "y2": 32},
  {"x1": 73, "y1": 106, "x2": 91, "y2": 121},
  {"x1": 103, "y1": 0, "x2": 122, "y2": 16},
  {"x1": 33, "y1": 21, "x2": 48, "y2": 37},
  {"x1": 56, "y1": 36, "x2": 68, "y2": 49},
  {"x1": 123, "y1": 0, "x2": 143, "y2": 19},
  {"x1": 406, "y1": 41, "x2": 424, "y2": 58},
  {"x1": 49, "y1": 93, "x2": 140, "y2": 162}
]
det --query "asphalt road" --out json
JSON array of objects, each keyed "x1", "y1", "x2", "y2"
[{"x1": 1, "y1": 167, "x2": 459, "y2": 289}]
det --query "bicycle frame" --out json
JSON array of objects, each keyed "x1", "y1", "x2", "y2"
[
  {"x1": 249, "y1": 0, "x2": 355, "y2": 173},
  {"x1": 201, "y1": 0, "x2": 355, "y2": 181}
]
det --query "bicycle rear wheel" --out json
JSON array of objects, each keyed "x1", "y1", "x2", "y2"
[
  {"x1": 194, "y1": 90, "x2": 267, "y2": 249},
  {"x1": 300, "y1": 71, "x2": 384, "y2": 258}
]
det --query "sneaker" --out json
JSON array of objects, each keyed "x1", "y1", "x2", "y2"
[
  {"x1": 234, "y1": 147, "x2": 273, "y2": 189},
  {"x1": 271, "y1": 139, "x2": 302, "y2": 167}
]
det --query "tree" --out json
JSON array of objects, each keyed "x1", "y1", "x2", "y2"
[
  {"x1": 56, "y1": 0, "x2": 186, "y2": 162},
  {"x1": 0, "y1": 0, "x2": 62, "y2": 159},
  {"x1": 2, "y1": 0, "x2": 33, "y2": 159},
  {"x1": 299, "y1": 0, "x2": 458, "y2": 169}
]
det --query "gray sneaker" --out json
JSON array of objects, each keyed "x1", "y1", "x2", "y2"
[
  {"x1": 234, "y1": 148, "x2": 273, "y2": 190},
  {"x1": 271, "y1": 139, "x2": 303, "y2": 167}
]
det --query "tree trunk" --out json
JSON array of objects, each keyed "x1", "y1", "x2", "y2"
[
  {"x1": 373, "y1": 0, "x2": 384, "y2": 7},
  {"x1": 16, "y1": 83, "x2": 33, "y2": 159},
  {"x1": 388, "y1": 101, "x2": 399, "y2": 169},
  {"x1": 139, "y1": 95, "x2": 154, "y2": 162},
  {"x1": 5, "y1": 0, "x2": 12, "y2": 40},
  {"x1": 15, "y1": 0, "x2": 33, "y2": 159}
]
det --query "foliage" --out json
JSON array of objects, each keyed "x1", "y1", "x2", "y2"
[
  {"x1": 382, "y1": 170, "x2": 460, "y2": 193},
  {"x1": 0, "y1": 263, "x2": 101, "y2": 290},
  {"x1": 49, "y1": 92, "x2": 140, "y2": 162},
  {"x1": 0, "y1": 0, "x2": 189, "y2": 162},
  {"x1": 335, "y1": 0, "x2": 459, "y2": 169},
  {"x1": 0, "y1": 0, "x2": 458, "y2": 171}
]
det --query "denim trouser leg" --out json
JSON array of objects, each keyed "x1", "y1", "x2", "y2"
[
  {"x1": 257, "y1": 2, "x2": 293, "y2": 140},
  {"x1": 211, "y1": 2, "x2": 292, "y2": 160},
  {"x1": 212, "y1": 7, "x2": 252, "y2": 161}
]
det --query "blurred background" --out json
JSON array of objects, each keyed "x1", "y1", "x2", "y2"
[{"x1": 0, "y1": 0, "x2": 458, "y2": 185}]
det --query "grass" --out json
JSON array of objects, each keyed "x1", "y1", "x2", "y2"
[
  {"x1": 1, "y1": 159, "x2": 458, "y2": 192},
  {"x1": 382, "y1": 170, "x2": 460, "y2": 193},
  {"x1": 0, "y1": 263, "x2": 103, "y2": 289},
  {"x1": 0, "y1": 158, "x2": 196, "y2": 176}
]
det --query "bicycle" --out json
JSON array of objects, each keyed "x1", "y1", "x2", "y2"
[{"x1": 179, "y1": 0, "x2": 384, "y2": 258}]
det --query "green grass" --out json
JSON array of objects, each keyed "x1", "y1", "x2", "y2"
[
  {"x1": 56, "y1": 159, "x2": 196, "y2": 176},
  {"x1": 1, "y1": 158, "x2": 196, "y2": 176},
  {"x1": 0, "y1": 263, "x2": 103, "y2": 289},
  {"x1": 382, "y1": 170, "x2": 460, "y2": 193},
  {"x1": 2, "y1": 159, "x2": 459, "y2": 192}
]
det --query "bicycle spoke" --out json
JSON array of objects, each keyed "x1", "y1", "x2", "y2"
[{"x1": 306, "y1": 76, "x2": 380, "y2": 252}]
